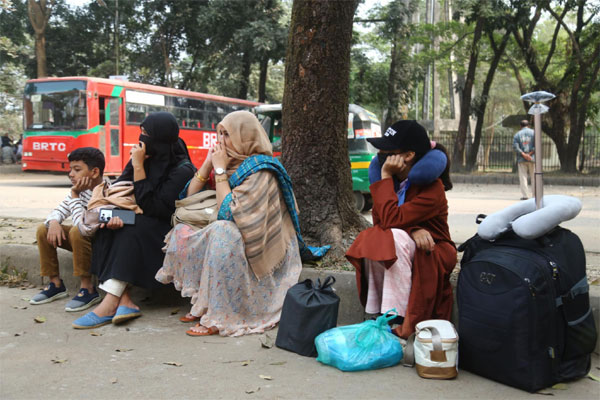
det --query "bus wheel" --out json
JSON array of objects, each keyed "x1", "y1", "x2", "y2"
[
  {"x1": 363, "y1": 194, "x2": 373, "y2": 211},
  {"x1": 353, "y1": 191, "x2": 365, "y2": 212}
]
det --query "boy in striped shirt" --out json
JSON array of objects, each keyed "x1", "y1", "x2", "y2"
[{"x1": 30, "y1": 147, "x2": 105, "y2": 311}]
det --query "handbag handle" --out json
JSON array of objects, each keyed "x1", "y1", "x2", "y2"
[
  {"x1": 315, "y1": 275, "x2": 336, "y2": 290},
  {"x1": 403, "y1": 325, "x2": 443, "y2": 367}
]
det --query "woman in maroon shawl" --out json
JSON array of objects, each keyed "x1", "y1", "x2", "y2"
[{"x1": 346, "y1": 120, "x2": 456, "y2": 339}]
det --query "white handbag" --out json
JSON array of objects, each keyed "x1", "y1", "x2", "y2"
[{"x1": 403, "y1": 319, "x2": 458, "y2": 379}]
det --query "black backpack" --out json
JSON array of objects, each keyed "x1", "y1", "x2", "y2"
[{"x1": 457, "y1": 226, "x2": 597, "y2": 392}]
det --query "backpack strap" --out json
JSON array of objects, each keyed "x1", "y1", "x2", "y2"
[{"x1": 555, "y1": 276, "x2": 589, "y2": 307}]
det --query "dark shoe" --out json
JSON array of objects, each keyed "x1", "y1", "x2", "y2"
[
  {"x1": 30, "y1": 280, "x2": 68, "y2": 305},
  {"x1": 65, "y1": 288, "x2": 101, "y2": 312}
]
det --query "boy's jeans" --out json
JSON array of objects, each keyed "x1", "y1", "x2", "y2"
[{"x1": 36, "y1": 224, "x2": 92, "y2": 278}]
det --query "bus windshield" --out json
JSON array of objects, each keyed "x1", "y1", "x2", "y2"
[{"x1": 23, "y1": 80, "x2": 87, "y2": 130}]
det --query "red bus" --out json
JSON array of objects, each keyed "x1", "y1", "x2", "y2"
[{"x1": 21, "y1": 77, "x2": 260, "y2": 175}]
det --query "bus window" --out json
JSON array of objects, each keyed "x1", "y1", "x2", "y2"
[
  {"x1": 99, "y1": 100, "x2": 106, "y2": 126},
  {"x1": 126, "y1": 103, "x2": 146, "y2": 124},
  {"x1": 23, "y1": 80, "x2": 87, "y2": 130}
]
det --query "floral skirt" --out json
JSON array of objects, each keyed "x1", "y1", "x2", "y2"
[{"x1": 156, "y1": 221, "x2": 302, "y2": 337}]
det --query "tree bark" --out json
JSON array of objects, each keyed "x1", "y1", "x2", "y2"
[
  {"x1": 258, "y1": 56, "x2": 268, "y2": 103},
  {"x1": 465, "y1": 30, "x2": 510, "y2": 171},
  {"x1": 282, "y1": 0, "x2": 366, "y2": 261},
  {"x1": 237, "y1": 51, "x2": 251, "y2": 100},
  {"x1": 385, "y1": 33, "x2": 403, "y2": 129},
  {"x1": 452, "y1": 14, "x2": 484, "y2": 172},
  {"x1": 27, "y1": 0, "x2": 52, "y2": 78}
]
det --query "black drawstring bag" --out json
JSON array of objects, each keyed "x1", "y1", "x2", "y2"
[{"x1": 276, "y1": 276, "x2": 340, "y2": 357}]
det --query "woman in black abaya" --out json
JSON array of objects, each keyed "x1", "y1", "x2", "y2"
[{"x1": 73, "y1": 112, "x2": 195, "y2": 329}]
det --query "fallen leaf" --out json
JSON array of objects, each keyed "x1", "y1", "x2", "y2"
[
  {"x1": 21, "y1": 297, "x2": 30, "y2": 301},
  {"x1": 170, "y1": 308, "x2": 180, "y2": 315},
  {"x1": 259, "y1": 375, "x2": 273, "y2": 381},
  {"x1": 590, "y1": 278, "x2": 600, "y2": 286},
  {"x1": 12, "y1": 305, "x2": 27, "y2": 310},
  {"x1": 241, "y1": 360, "x2": 251, "y2": 366},
  {"x1": 14, "y1": 332, "x2": 24, "y2": 337},
  {"x1": 51, "y1": 358, "x2": 67, "y2": 364},
  {"x1": 587, "y1": 373, "x2": 600, "y2": 382},
  {"x1": 535, "y1": 391, "x2": 554, "y2": 396},
  {"x1": 163, "y1": 362, "x2": 182, "y2": 367},
  {"x1": 115, "y1": 348, "x2": 133, "y2": 352},
  {"x1": 551, "y1": 383, "x2": 568, "y2": 390},
  {"x1": 259, "y1": 334, "x2": 274, "y2": 349},
  {"x1": 245, "y1": 387, "x2": 260, "y2": 394},
  {"x1": 110, "y1": 377, "x2": 118, "y2": 384},
  {"x1": 34, "y1": 316, "x2": 46, "y2": 323},
  {"x1": 269, "y1": 361, "x2": 286, "y2": 366},
  {"x1": 90, "y1": 332, "x2": 102, "y2": 337}
]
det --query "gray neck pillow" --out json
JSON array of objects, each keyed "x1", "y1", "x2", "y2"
[{"x1": 477, "y1": 195, "x2": 582, "y2": 240}]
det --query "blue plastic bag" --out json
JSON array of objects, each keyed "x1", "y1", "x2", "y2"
[{"x1": 314, "y1": 310, "x2": 403, "y2": 371}]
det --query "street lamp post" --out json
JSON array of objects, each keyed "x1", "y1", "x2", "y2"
[
  {"x1": 520, "y1": 91, "x2": 556, "y2": 210},
  {"x1": 97, "y1": 0, "x2": 119, "y2": 76}
]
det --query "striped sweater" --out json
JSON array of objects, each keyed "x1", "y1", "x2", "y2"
[{"x1": 44, "y1": 189, "x2": 93, "y2": 228}]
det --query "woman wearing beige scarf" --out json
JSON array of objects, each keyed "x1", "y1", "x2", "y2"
[{"x1": 156, "y1": 111, "x2": 303, "y2": 337}]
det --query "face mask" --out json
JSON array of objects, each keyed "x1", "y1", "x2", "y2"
[{"x1": 139, "y1": 133, "x2": 154, "y2": 156}]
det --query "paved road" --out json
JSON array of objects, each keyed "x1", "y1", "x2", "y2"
[{"x1": 2, "y1": 167, "x2": 598, "y2": 251}]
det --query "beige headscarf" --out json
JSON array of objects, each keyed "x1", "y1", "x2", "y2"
[
  {"x1": 218, "y1": 111, "x2": 297, "y2": 280},
  {"x1": 217, "y1": 110, "x2": 273, "y2": 175}
]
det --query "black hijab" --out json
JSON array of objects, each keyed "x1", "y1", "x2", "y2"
[{"x1": 117, "y1": 112, "x2": 192, "y2": 187}]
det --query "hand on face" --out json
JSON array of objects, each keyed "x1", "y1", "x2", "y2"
[
  {"x1": 71, "y1": 176, "x2": 94, "y2": 195},
  {"x1": 201, "y1": 144, "x2": 213, "y2": 170},
  {"x1": 211, "y1": 141, "x2": 230, "y2": 170},
  {"x1": 381, "y1": 154, "x2": 407, "y2": 179},
  {"x1": 130, "y1": 141, "x2": 149, "y2": 168}
]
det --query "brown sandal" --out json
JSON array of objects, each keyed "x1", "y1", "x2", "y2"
[
  {"x1": 186, "y1": 323, "x2": 219, "y2": 336},
  {"x1": 179, "y1": 314, "x2": 201, "y2": 323}
]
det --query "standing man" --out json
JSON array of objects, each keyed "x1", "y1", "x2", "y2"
[{"x1": 513, "y1": 120, "x2": 535, "y2": 200}]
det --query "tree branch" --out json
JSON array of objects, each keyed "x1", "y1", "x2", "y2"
[
  {"x1": 545, "y1": 5, "x2": 582, "y2": 62},
  {"x1": 541, "y1": 6, "x2": 568, "y2": 76}
]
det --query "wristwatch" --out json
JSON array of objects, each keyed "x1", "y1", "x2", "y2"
[{"x1": 214, "y1": 167, "x2": 226, "y2": 175}]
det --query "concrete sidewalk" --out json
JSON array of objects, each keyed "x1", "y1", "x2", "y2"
[{"x1": 1, "y1": 285, "x2": 598, "y2": 400}]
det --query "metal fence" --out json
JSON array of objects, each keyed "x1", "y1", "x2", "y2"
[{"x1": 436, "y1": 134, "x2": 600, "y2": 174}]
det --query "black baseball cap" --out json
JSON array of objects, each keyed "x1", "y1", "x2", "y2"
[{"x1": 367, "y1": 120, "x2": 430, "y2": 158}]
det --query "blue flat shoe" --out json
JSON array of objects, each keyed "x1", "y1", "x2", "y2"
[
  {"x1": 112, "y1": 305, "x2": 142, "y2": 325},
  {"x1": 72, "y1": 312, "x2": 115, "y2": 329}
]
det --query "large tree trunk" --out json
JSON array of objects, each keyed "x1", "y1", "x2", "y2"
[
  {"x1": 282, "y1": 0, "x2": 366, "y2": 260},
  {"x1": 385, "y1": 33, "x2": 403, "y2": 129},
  {"x1": 237, "y1": 51, "x2": 251, "y2": 100},
  {"x1": 27, "y1": 0, "x2": 52, "y2": 78},
  {"x1": 258, "y1": 56, "x2": 268, "y2": 102},
  {"x1": 465, "y1": 30, "x2": 510, "y2": 171},
  {"x1": 452, "y1": 15, "x2": 484, "y2": 172}
]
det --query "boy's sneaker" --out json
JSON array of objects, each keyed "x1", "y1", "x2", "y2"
[
  {"x1": 30, "y1": 281, "x2": 68, "y2": 305},
  {"x1": 65, "y1": 288, "x2": 101, "y2": 312}
]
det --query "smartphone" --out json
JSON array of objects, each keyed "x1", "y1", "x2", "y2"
[{"x1": 98, "y1": 208, "x2": 136, "y2": 225}]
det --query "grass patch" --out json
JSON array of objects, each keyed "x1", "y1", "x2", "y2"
[{"x1": 0, "y1": 258, "x2": 29, "y2": 287}]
